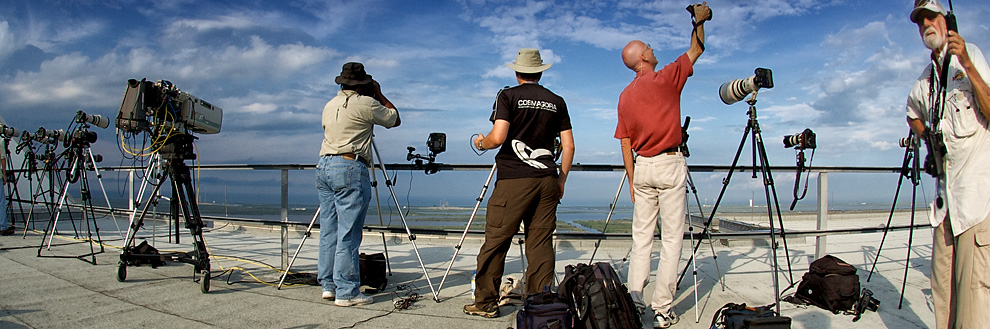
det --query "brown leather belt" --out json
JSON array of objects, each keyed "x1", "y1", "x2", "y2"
[{"x1": 660, "y1": 146, "x2": 682, "y2": 155}]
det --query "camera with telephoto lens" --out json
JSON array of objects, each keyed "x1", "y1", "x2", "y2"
[
  {"x1": 719, "y1": 68, "x2": 774, "y2": 105},
  {"x1": 899, "y1": 136, "x2": 919, "y2": 148},
  {"x1": 783, "y1": 128, "x2": 816, "y2": 150},
  {"x1": 34, "y1": 127, "x2": 66, "y2": 144},
  {"x1": 75, "y1": 110, "x2": 110, "y2": 129},
  {"x1": 1, "y1": 125, "x2": 19, "y2": 139}
]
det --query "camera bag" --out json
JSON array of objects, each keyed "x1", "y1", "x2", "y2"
[
  {"x1": 709, "y1": 302, "x2": 791, "y2": 329},
  {"x1": 359, "y1": 252, "x2": 387, "y2": 293},
  {"x1": 557, "y1": 262, "x2": 641, "y2": 329},
  {"x1": 792, "y1": 255, "x2": 860, "y2": 314},
  {"x1": 516, "y1": 287, "x2": 574, "y2": 329}
]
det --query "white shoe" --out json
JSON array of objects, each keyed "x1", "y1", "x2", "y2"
[
  {"x1": 335, "y1": 293, "x2": 373, "y2": 307},
  {"x1": 654, "y1": 310, "x2": 679, "y2": 328},
  {"x1": 321, "y1": 290, "x2": 335, "y2": 300}
]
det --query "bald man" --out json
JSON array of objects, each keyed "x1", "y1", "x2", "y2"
[{"x1": 614, "y1": 3, "x2": 710, "y2": 328}]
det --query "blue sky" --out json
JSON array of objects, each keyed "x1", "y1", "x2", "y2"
[{"x1": 1, "y1": 0, "x2": 989, "y2": 208}]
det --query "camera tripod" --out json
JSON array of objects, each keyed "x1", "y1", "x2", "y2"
[
  {"x1": 37, "y1": 135, "x2": 106, "y2": 264},
  {"x1": 866, "y1": 130, "x2": 924, "y2": 309},
  {"x1": 587, "y1": 163, "x2": 725, "y2": 323},
  {"x1": 277, "y1": 137, "x2": 438, "y2": 300},
  {"x1": 116, "y1": 134, "x2": 212, "y2": 293},
  {"x1": 700, "y1": 96, "x2": 795, "y2": 313},
  {"x1": 434, "y1": 163, "x2": 496, "y2": 300},
  {"x1": 276, "y1": 140, "x2": 398, "y2": 290},
  {"x1": 20, "y1": 141, "x2": 65, "y2": 237}
]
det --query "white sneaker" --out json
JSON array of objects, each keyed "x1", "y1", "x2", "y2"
[
  {"x1": 654, "y1": 310, "x2": 679, "y2": 328},
  {"x1": 321, "y1": 290, "x2": 335, "y2": 300},
  {"x1": 334, "y1": 293, "x2": 373, "y2": 307}
]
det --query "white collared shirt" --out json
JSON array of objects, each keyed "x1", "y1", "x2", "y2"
[{"x1": 907, "y1": 43, "x2": 990, "y2": 236}]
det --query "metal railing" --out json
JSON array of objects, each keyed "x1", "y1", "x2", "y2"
[{"x1": 7, "y1": 163, "x2": 930, "y2": 268}]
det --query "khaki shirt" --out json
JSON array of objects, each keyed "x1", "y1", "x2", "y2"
[{"x1": 319, "y1": 90, "x2": 398, "y2": 164}]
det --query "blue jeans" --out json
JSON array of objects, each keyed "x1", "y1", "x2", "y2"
[{"x1": 316, "y1": 155, "x2": 371, "y2": 299}]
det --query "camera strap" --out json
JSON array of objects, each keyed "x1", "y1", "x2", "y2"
[{"x1": 927, "y1": 55, "x2": 951, "y2": 137}]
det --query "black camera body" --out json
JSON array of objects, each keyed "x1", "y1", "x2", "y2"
[
  {"x1": 426, "y1": 132, "x2": 446, "y2": 155},
  {"x1": 406, "y1": 132, "x2": 446, "y2": 175},
  {"x1": 852, "y1": 288, "x2": 880, "y2": 322},
  {"x1": 783, "y1": 129, "x2": 816, "y2": 150}
]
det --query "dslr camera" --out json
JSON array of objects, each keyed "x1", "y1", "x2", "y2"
[{"x1": 783, "y1": 129, "x2": 816, "y2": 150}]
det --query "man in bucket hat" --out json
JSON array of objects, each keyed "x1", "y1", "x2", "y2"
[
  {"x1": 317, "y1": 62, "x2": 400, "y2": 307},
  {"x1": 616, "y1": 3, "x2": 710, "y2": 328},
  {"x1": 905, "y1": 1, "x2": 990, "y2": 328},
  {"x1": 464, "y1": 48, "x2": 574, "y2": 318}
]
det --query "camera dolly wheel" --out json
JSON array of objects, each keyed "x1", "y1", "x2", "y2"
[
  {"x1": 116, "y1": 261, "x2": 127, "y2": 282},
  {"x1": 199, "y1": 269, "x2": 211, "y2": 293}
]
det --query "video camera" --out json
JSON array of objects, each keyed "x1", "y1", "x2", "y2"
[{"x1": 116, "y1": 79, "x2": 222, "y2": 135}]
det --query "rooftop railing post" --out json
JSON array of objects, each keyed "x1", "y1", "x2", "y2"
[
  {"x1": 281, "y1": 169, "x2": 289, "y2": 270},
  {"x1": 128, "y1": 169, "x2": 134, "y2": 212},
  {"x1": 816, "y1": 171, "x2": 828, "y2": 260}
]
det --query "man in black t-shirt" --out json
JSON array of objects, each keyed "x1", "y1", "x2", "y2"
[{"x1": 463, "y1": 48, "x2": 574, "y2": 318}]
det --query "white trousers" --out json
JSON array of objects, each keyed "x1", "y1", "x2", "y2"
[{"x1": 626, "y1": 153, "x2": 686, "y2": 314}]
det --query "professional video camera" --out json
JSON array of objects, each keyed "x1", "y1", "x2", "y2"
[
  {"x1": 719, "y1": 68, "x2": 773, "y2": 105},
  {"x1": 116, "y1": 79, "x2": 222, "y2": 135},
  {"x1": 783, "y1": 129, "x2": 816, "y2": 150},
  {"x1": 114, "y1": 79, "x2": 222, "y2": 292},
  {"x1": 407, "y1": 132, "x2": 446, "y2": 174}
]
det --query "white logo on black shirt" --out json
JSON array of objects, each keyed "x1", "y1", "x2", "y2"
[{"x1": 511, "y1": 140, "x2": 553, "y2": 169}]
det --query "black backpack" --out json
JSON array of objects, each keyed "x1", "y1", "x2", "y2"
[
  {"x1": 793, "y1": 255, "x2": 860, "y2": 313},
  {"x1": 557, "y1": 262, "x2": 642, "y2": 329},
  {"x1": 516, "y1": 287, "x2": 574, "y2": 329},
  {"x1": 710, "y1": 302, "x2": 791, "y2": 329}
]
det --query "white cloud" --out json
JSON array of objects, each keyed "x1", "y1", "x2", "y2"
[
  {"x1": 763, "y1": 103, "x2": 823, "y2": 124},
  {"x1": 0, "y1": 21, "x2": 17, "y2": 60}
]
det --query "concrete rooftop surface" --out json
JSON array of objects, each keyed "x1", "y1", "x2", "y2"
[{"x1": 0, "y1": 210, "x2": 936, "y2": 329}]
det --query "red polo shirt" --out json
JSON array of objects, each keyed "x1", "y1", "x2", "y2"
[{"x1": 615, "y1": 53, "x2": 693, "y2": 157}]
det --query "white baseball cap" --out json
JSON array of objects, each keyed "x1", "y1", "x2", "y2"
[{"x1": 910, "y1": 0, "x2": 947, "y2": 23}]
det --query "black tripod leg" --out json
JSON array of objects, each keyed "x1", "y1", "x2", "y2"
[
  {"x1": 676, "y1": 123, "x2": 751, "y2": 287},
  {"x1": 898, "y1": 159, "x2": 921, "y2": 309},
  {"x1": 589, "y1": 172, "x2": 626, "y2": 263},
  {"x1": 755, "y1": 130, "x2": 796, "y2": 291},
  {"x1": 169, "y1": 161, "x2": 211, "y2": 293},
  {"x1": 868, "y1": 144, "x2": 913, "y2": 282}
]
